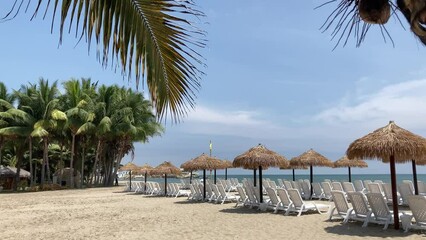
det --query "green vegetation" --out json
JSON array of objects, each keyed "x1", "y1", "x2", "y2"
[{"x1": 0, "y1": 79, "x2": 163, "y2": 191}]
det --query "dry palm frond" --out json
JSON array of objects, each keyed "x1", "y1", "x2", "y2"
[
  {"x1": 317, "y1": 0, "x2": 399, "y2": 48},
  {"x1": 290, "y1": 149, "x2": 333, "y2": 167},
  {"x1": 347, "y1": 121, "x2": 426, "y2": 163},
  {"x1": 233, "y1": 144, "x2": 288, "y2": 169},
  {"x1": 4, "y1": 0, "x2": 206, "y2": 122},
  {"x1": 333, "y1": 155, "x2": 368, "y2": 168}
]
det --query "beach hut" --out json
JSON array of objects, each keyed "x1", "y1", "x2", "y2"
[
  {"x1": 152, "y1": 161, "x2": 181, "y2": 196},
  {"x1": 184, "y1": 153, "x2": 224, "y2": 200},
  {"x1": 290, "y1": 149, "x2": 333, "y2": 196},
  {"x1": 233, "y1": 144, "x2": 288, "y2": 203},
  {"x1": 120, "y1": 162, "x2": 140, "y2": 191},
  {"x1": 0, "y1": 166, "x2": 30, "y2": 190},
  {"x1": 280, "y1": 162, "x2": 307, "y2": 181},
  {"x1": 333, "y1": 155, "x2": 368, "y2": 182},
  {"x1": 137, "y1": 164, "x2": 153, "y2": 192},
  {"x1": 53, "y1": 168, "x2": 81, "y2": 188},
  {"x1": 347, "y1": 121, "x2": 426, "y2": 230}
]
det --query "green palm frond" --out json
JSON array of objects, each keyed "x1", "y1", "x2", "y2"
[
  {"x1": 0, "y1": 126, "x2": 32, "y2": 137},
  {"x1": 6, "y1": 108, "x2": 36, "y2": 124},
  {"x1": 0, "y1": 99, "x2": 13, "y2": 110},
  {"x1": 51, "y1": 109, "x2": 67, "y2": 120},
  {"x1": 76, "y1": 122, "x2": 96, "y2": 135},
  {"x1": 31, "y1": 127, "x2": 49, "y2": 137},
  {"x1": 8, "y1": 0, "x2": 206, "y2": 121}
]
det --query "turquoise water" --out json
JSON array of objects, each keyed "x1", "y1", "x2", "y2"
[{"x1": 138, "y1": 174, "x2": 426, "y2": 184}]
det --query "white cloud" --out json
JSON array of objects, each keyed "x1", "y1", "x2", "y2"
[
  {"x1": 315, "y1": 79, "x2": 426, "y2": 130},
  {"x1": 180, "y1": 105, "x2": 285, "y2": 139}
]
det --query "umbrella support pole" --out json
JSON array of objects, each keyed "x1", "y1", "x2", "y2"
[
  {"x1": 310, "y1": 165, "x2": 313, "y2": 197},
  {"x1": 412, "y1": 160, "x2": 419, "y2": 195},
  {"x1": 144, "y1": 172, "x2": 147, "y2": 192},
  {"x1": 253, "y1": 169, "x2": 257, "y2": 187},
  {"x1": 165, "y1": 174, "x2": 167, "y2": 196},
  {"x1": 292, "y1": 169, "x2": 295, "y2": 181},
  {"x1": 225, "y1": 168, "x2": 228, "y2": 180},
  {"x1": 259, "y1": 166, "x2": 263, "y2": 203},
  {"x1": 203, "y1": 169, "x2": 206, "y2": 200},
  {"x1": 348, "y1": 167, "x2": 352, "y2": 182},
  {"x1": 214, "y1": 169, "x2": 217, "y2": 184},
  {"x1": 190, "y1": 171, "x2": 193, "y2": 184},
  {"x1": 129, "y1": 170, "x2": 132, "y2": 191},
  {"x1": 390, "y1": 155, "x2": 399, "y2": 230}
]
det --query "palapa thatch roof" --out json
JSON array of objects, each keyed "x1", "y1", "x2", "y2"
[
  {"x1": 347, "y1": 121, "x2": 426, "y2": 163},
  {"x1": 0, "y1": 166, "x2": 30, "y2": 178},
  {"x1": 280, "y1": 160, "x2": 308, "y2": 170},
  {"x1": 233, "y1": 144, "x2": 288, "y2": 169},
  {"x1": 333, "y1": 155, "x2": 368, "y2": 168},
  {"x1": 222, "y1": 160, "x2": 234, "y2": 169},
  {"x1": 137, "y1": 164, "x2": 153, "y2": 175},
  {"x1": 181, "y1": 153, "x2": 224, "y2": 171},
  {"x1": 120, "y1": 162, "x2": 140, "y2": 172},
  {"x1": 151, "y1": 161, "x2": 182, "y2": 175},
  {"x1": 290, "y1": 149, "x2": 333, "y2": 167}
]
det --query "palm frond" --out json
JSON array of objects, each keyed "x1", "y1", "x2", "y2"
[{"x1": 8, "y1": 0, "x2": 206, "y2": 122}]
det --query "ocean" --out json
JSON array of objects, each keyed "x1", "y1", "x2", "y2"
[{"x1": 130, "y1": 174, "x2": 426, "y2": 184}]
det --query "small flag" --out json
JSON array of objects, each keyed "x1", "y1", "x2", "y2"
[{"x1": 209, "y1": 140, "x2": 212, "y2": 151}]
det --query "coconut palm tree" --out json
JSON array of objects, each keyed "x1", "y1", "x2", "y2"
[
  {"x1": 0, "y1": 82, "x2": 15, "y2": 166},
  {"x1": 5, "y1": 1, "x2": 206, "y2": 122},
  {"x1": 26, "y1": 79, "x2": 67, "y2": 187},
  {"x1": 60, "y1": 78, "x2": 96, "y2": 187}
]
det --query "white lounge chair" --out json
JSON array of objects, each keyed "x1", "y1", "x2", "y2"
[
  {"x1": 328, "y1": 190, "x2": 354, "y2": 223},
  {"x1": 276, "y1": 188, "x2": 293, "y2": 215},
  {"x1": 331, "y1": 182, "x2": 344, "y2": 192},
  {"x1": 353, "y1": 180, "x2": 365, "y2": 193},
  {"x1": 312, "y1": 182, "x2": 324, "y2": 200},
  {"x1": 243, "y1": 185, "x2": 259, "y2": 209},
  {"x1": 321, "y1": 182, "x2": 333, "y2": 200},
  {"x1": 283, "y1": 181, "x2": 293, "y2": 190},
  {"x1": 347, "y1": 192, "x2": 371, "y2": 227},
  {"x1": 367, "y1": 183, "x2": 383, "y2": 196},
  {"x1": 287, "y1": 189, "x2": 330, "y2": 217},
  {"x1": 301, "y1": 181, "x2": 311, "y2": 200},
  {"x1": 217, "y1": 184, "x2": 237, "y2": 204},
  {"x1": 402, "y1": 195, "x2": 426, "y2": 232},
  {"x1": 266, "y1": 187, "x2": 285, "y2": 213},
  {"x1": 342, "y1": 182, "x2": 355, "y2": 193},
  {"x1": 365, "y1": 192, "x2": 397, "y2": 230},
  {"x1": 235, "y1": 186, "x2": 249, "y2": 207},
  {"x1": 399, "y1": 183, "x2": 414, "y2": 206}
]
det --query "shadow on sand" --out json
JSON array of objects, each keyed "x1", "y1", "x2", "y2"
[
  {"x1": 324, "y1": 221, "x2": 423, "y2": 238},
  {"x1": 219, "y1": 207, "x2": 266, "y2": 215}
]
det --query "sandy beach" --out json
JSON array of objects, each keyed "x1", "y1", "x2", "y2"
[{"x1": 0, "y1": 186, "x2": 424, "y2": 240}]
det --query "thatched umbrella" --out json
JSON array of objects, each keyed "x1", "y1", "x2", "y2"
[
  {"x1": 187, "y1": 153, "x2": 224, "y2": 200},
  {"x1": 151, "y1": 161, "x2": 181, "y2": 196},
  {"x1": 280, "y1": 161, "x2": 307, "y2": 181},
  {"x1": 137, "y1": 164, "x2": 153, "y2": 192},
  {"x1": 290, "y1": 149, "x2": 333, "y2": 196},
  {"x1": 180, "y1": 158, "x2": 195, "y2": 184},
  {"x1": 120, "y1": 162, "x2": 140, "y2": 191},
  {"x1": 333, "y1": 155, "x2": 368, "y2": 182},
  {"x1": 347, "y1": 121, "x2": 426, "y2": 230},
  {"x1": 222, "y1": 160, "x2": 234, "y2": 180},
  {"x1": 233, "y1": 144, "x2": 288, "y2": 203}
]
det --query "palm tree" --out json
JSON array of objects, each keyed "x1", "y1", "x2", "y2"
[
  {"x1": 0, "y1": 82, "x2": 15, "y2": 166},
  {"x1": 6, "y1": 1, "x2": 206, "y2": 121},
  {"x1": 60, "y1": 78, "x2": 96, "y2": 188},
  {"x1": 27, "y1": 79, "x2": 67, "y2": 187}
]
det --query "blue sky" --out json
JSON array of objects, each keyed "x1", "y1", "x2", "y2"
[{"x1": 1, "y1": 1, "x2": 426, "y2": 175}]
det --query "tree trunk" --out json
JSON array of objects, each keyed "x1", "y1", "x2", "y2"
[
  {"x1": 70, "y1": 133, "x2": 76, "y2": 188},
  {"x1": 90, "y1": 140, "x2": 102, "y2": 186},
  {"x1": 41, "y1": 137, "x2": 47, "y2": 187},
  {"x1": 81, "y1": 145, "x2": 85, "y2": 188},
  {"x1": 13, "y1": 148, "x2": 24, "y2": 191},
  {"x1": 29, "y1": 137, "x2": 33, "y2": 187}
]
